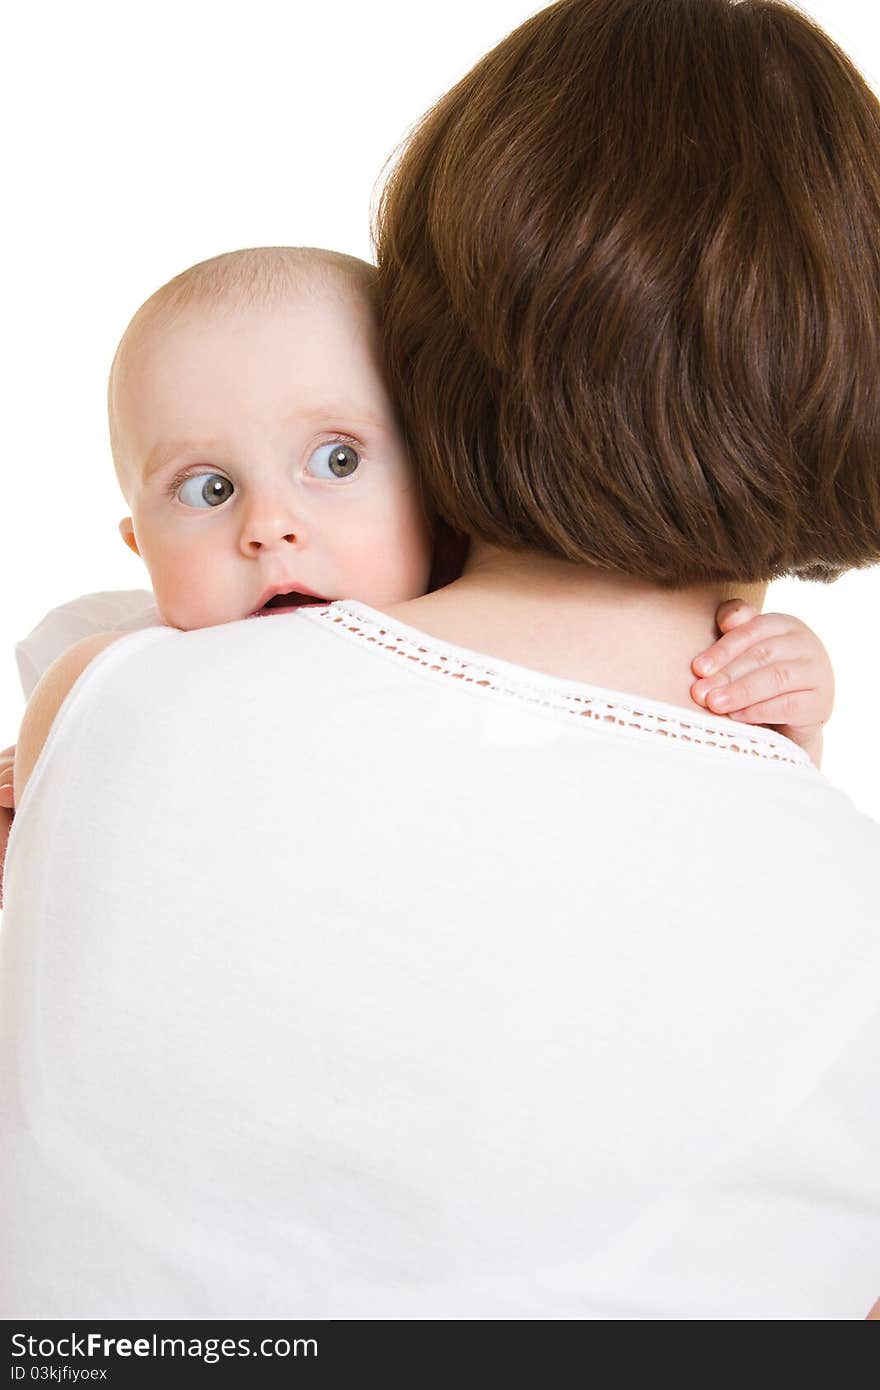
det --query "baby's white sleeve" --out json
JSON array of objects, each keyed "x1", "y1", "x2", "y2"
[{"x1": 14, "y1": 590, "x2": 162, "y2": 701}]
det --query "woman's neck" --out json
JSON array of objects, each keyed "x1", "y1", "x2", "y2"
[{"x1": 377, "y1": 539, "x2": 768, "y2": 713}]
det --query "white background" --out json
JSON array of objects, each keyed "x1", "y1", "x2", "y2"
[{"x1": 2, "y1": 0, "x2": 878, "y2": 819}]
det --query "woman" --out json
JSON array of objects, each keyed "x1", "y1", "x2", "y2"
[{"x1": 2, "y1": 0, "x2": 879, "y2": 1318}]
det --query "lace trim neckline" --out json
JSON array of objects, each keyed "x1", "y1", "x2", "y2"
[{"x1": 305, "y1": 600, "x2": 815, "y2": 770}]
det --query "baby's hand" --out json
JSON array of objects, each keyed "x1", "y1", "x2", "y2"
[
  {"x1": 0, "y1": 744, "x2": 14, "y2": 811},
  {"x1": 690, "y1": 601, "x2": 833, "y2": 768}
]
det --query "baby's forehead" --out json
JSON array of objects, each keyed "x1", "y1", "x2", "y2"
[
  {"x1": 162, "y1": 274, "x2": 371, "y2": 335},
  {"x1": 114, "y1": 281, "x2": 380, "y2": 407}
]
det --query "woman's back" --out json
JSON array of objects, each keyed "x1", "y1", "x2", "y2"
[{"x1": 1, "y1": 601, "x2": 878, "y2": 1318}]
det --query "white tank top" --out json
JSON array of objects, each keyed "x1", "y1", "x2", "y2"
[{"x1": 1, "y1": 600, "x2": 878, "y2": 1319}]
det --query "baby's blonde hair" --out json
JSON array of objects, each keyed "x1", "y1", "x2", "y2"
[{"x1": 108, "y1": 246, "x2": 378, "y2": 497}]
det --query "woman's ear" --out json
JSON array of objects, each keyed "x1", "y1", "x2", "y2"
[{"x1": 118, "y1": 517, "x2": 141, "y2": 556}]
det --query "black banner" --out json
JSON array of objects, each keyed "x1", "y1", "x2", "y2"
[{"x1": 3, "y1": 1320, "x2": 557, "y2": 1383}]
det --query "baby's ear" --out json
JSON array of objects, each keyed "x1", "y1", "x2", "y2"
[{"x1": 118, "y1": 517, "x2": 140, "y2": 556}]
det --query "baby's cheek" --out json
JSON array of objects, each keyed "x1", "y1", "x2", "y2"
[
  {"x1": 149, "y1": 550, "x2": 219, "y2": 629},
  {"x1": 393, "y1": 493, "x2": 436, "y2": 586},
  {"x1": 392, "y1": 518, "x2": 435, "y2": 598},
  {"x1": 335, "y1": 522, "x2": 431, "y2": 603},
  {"x1": 334, "y1": 533, "x2": 392, "y2": 594}
]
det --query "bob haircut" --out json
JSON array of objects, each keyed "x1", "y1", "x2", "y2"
[{"x1": 373, "y1": 0, "x2": 880, "y2": 588}]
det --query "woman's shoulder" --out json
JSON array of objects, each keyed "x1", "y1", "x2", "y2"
[{"x1": 14, "y1": 631, "x2": 130, "y2": 804}]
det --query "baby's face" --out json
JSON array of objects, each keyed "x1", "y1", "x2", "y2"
[{"x1": 114, "y1": 285, "x2": 434, "y2": 629}]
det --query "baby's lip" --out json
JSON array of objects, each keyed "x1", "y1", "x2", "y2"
[{"x1": 250, "y1": 581, "x2": 330, "y2": 615}]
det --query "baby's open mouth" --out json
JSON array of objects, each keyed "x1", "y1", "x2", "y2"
[{"x1": 253, "y1": 591, "x2": 331, "y2": 615}]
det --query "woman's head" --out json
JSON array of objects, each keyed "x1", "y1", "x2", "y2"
[{"x1": 373, "y1": 0, "x2": 880, "y2": 590}]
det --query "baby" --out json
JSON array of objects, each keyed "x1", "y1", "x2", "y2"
[
  {"x1": 106, "y1": 247, "x2": 436, "y2": 630},
  {"x1": 0, "y1": 246, "x2": 834, "y2": 884}
]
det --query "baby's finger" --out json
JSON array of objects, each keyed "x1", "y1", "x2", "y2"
[
  {"x1": 719, "y1": 690, "x2": 820, "y2": 727},
  {"x1": 692, "y1": 616, "x2": 802, "y2": 679},
  {"x1": 693, "y1": 632, "x2": 823, "y2": 706},
  {"x1": 714, "y1": 599, "x2": 757, "y2": 630},
  {"x1": 694, "y1": 659, "x2": 814, "y2": 716}
]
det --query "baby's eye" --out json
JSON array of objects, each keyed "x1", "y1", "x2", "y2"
[
  {"x1": 306, "y1": 442, "x2": 360, "y2": 480},
  {"x1": 176, "y1": 474, "x2": 234, "y2": 508}
]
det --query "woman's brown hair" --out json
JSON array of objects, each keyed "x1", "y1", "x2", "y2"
[{"x1": 372, "y1": 0, "x2": 880, "y2": 588}]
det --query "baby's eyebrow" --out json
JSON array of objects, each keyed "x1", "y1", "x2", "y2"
[
  {"x1": 299, "y1": 404, "x2": 385, "y2": 429},
  {"x1": 142, "y1": 439, "x2": 219, "y2": 481}
]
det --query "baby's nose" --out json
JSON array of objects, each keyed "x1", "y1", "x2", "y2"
[
  {"x1": 242, "y1": 525, "x2": 299, "y2": 553},
  {"x1": 239, "y1": 499, "x2": 303, "y2": 553}
]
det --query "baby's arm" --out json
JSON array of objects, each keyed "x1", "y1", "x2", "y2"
[{"x1": 690, "y1": 600, "x2": 833, "y2": 768}]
